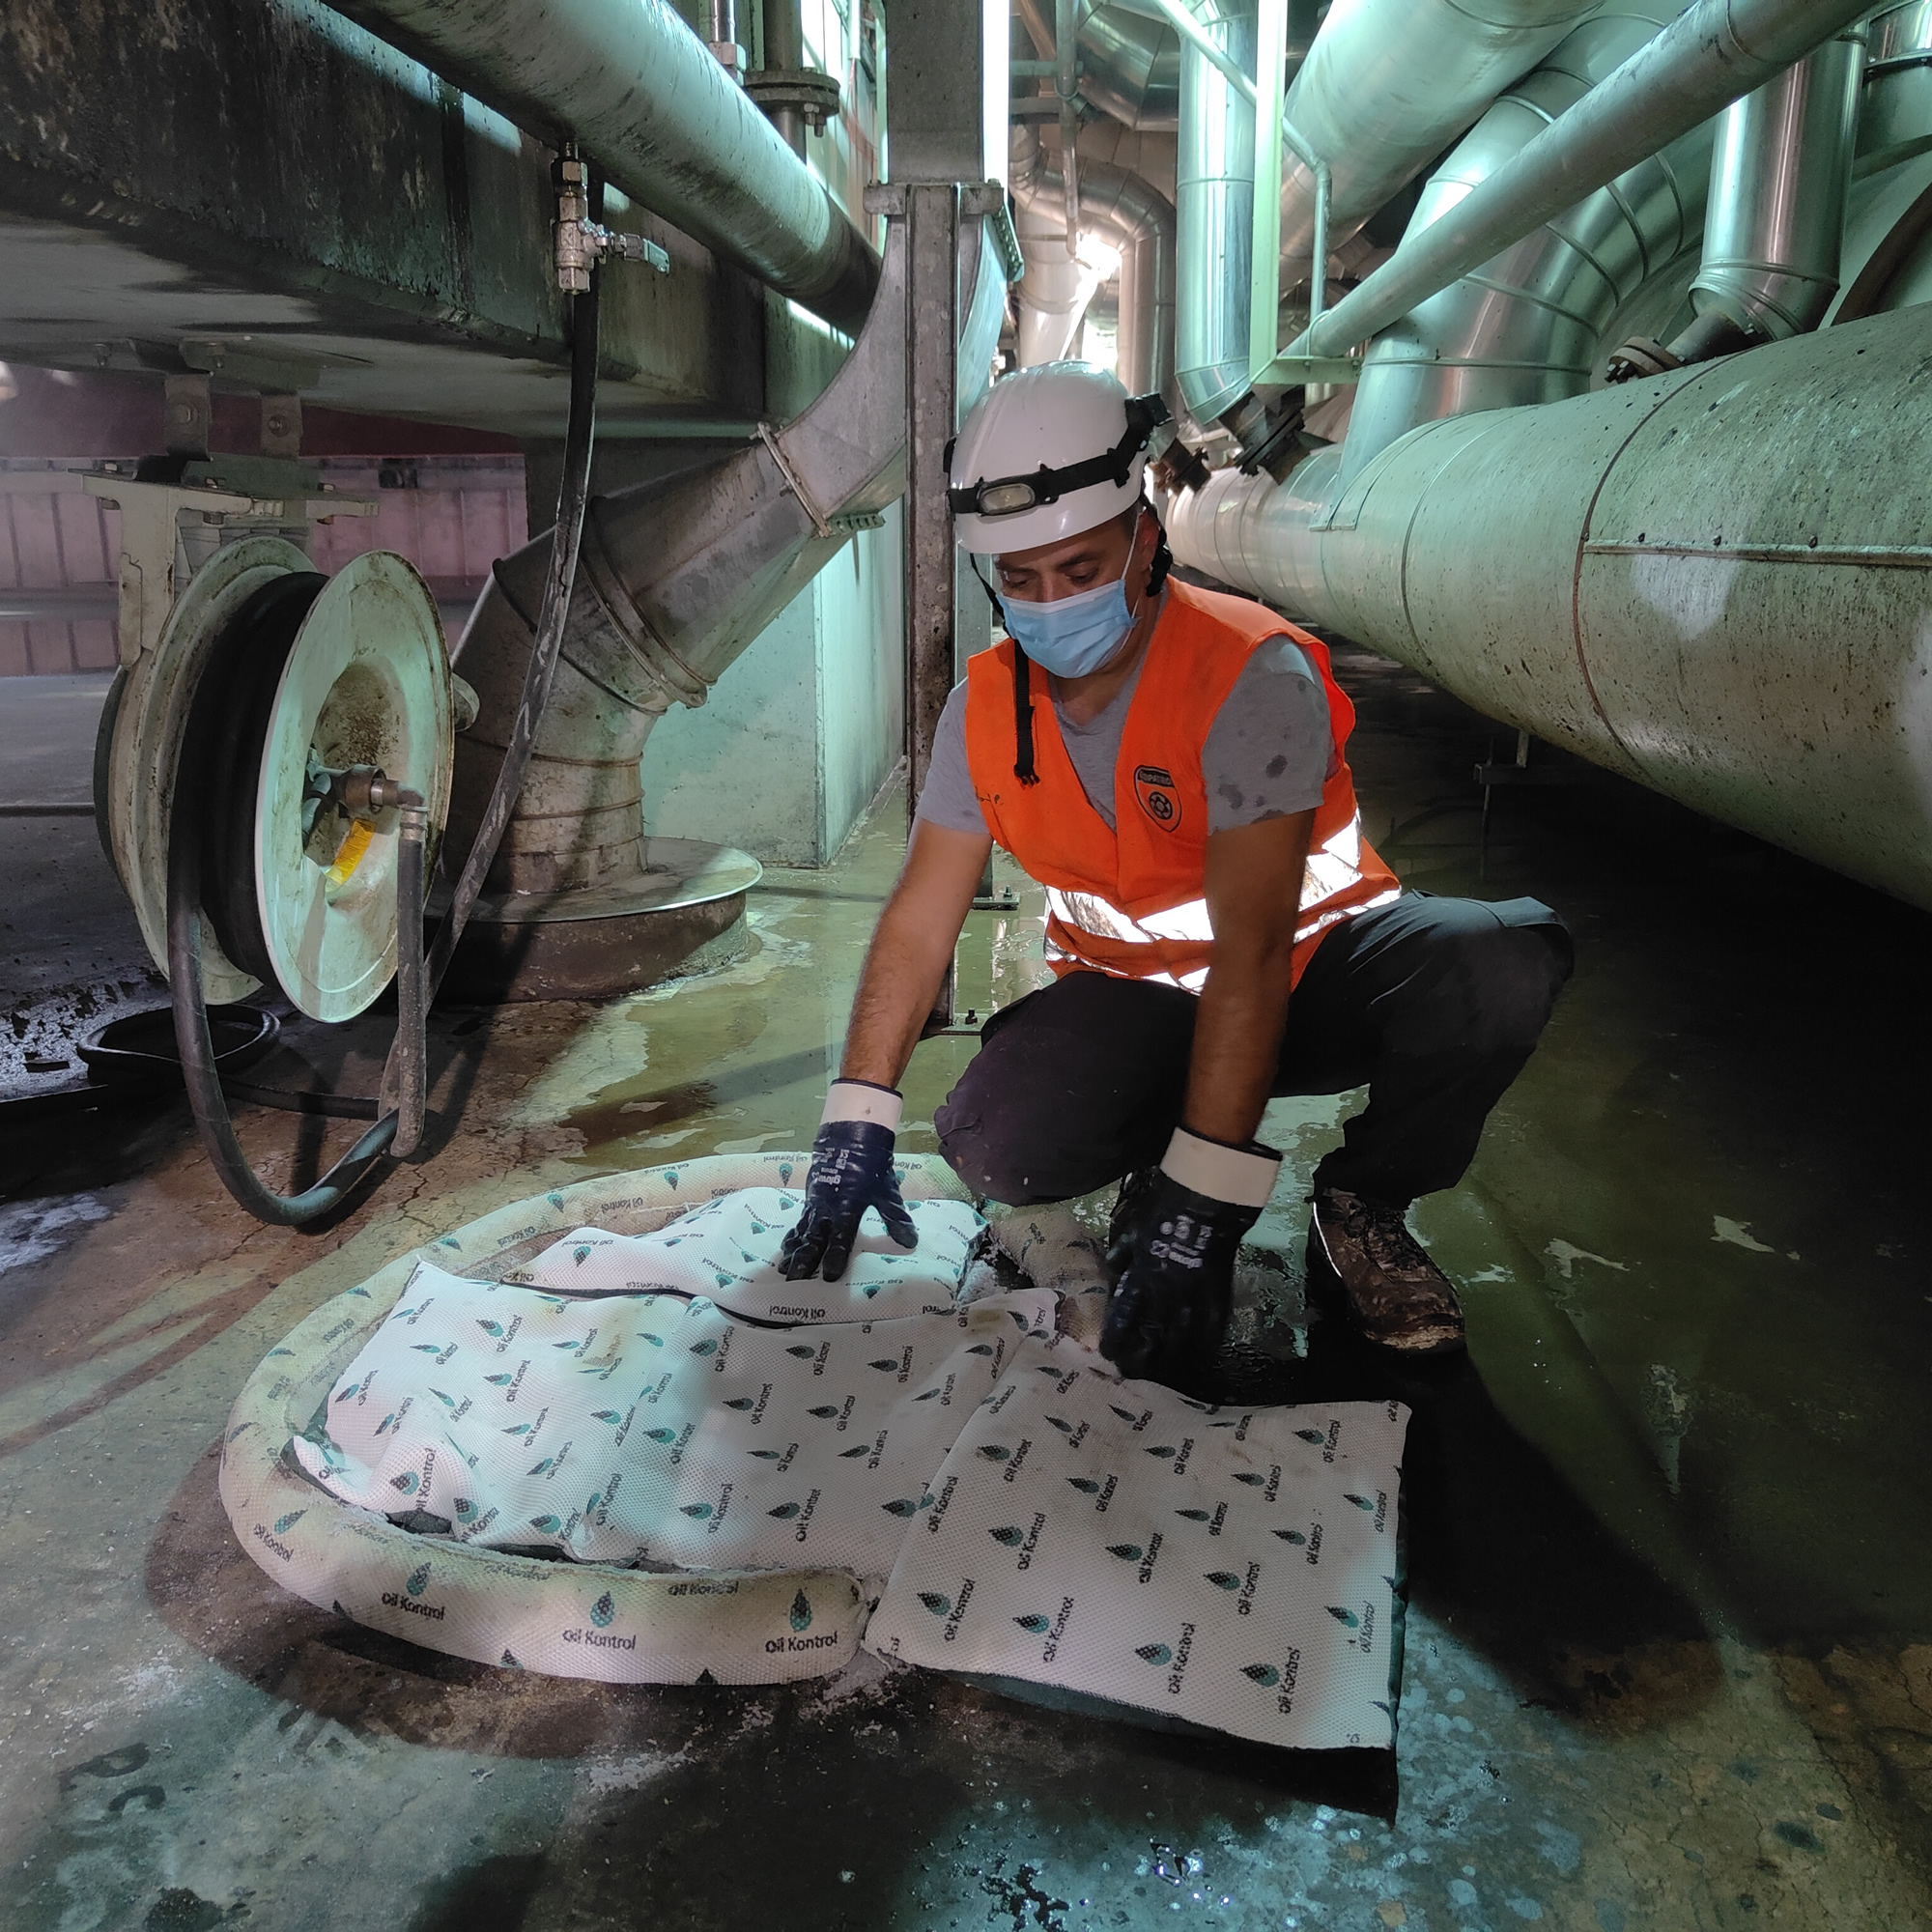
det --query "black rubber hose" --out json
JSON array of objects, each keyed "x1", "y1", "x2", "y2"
[
  {"x1": 423, "y1": 259, "x2": 602, "y2": 1002},
  {"x1": 166, "y1": 782, "x2": 403, "y2": 1226}
]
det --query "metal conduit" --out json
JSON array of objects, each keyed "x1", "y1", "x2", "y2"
[
  {"x1": 1276, "y1": 0, "x2": 1600, "y2": 278},
  {"x1": 1173, "y1": 307, "x2": 1932, "y2": 910},
  {"x1": 327, "y1": 0, "x2": 877, "y2": 333},
  {"x1": 1339, "y1": 3, "x2": 1713, "y2": 487},
  {"x1": 1292, "y1": 0, "x2": 1880, "y2": 363},
  {"x1": 1175, "y1": 0, "x2": 1259, "y2": 424}
]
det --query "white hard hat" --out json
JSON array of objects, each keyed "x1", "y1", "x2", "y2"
[{"x1": 947, "y1": 362, "x2": 1171, "y2": 554}]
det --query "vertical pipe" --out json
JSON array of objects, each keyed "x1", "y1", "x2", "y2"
[
  {"x1": 1056, "y1": 0, "x2": 1082, "y2": 252},
  {"x1": 763, "y1": 0, "x2": 808, "y2": 154},
  {"x1": 1689, "y1": 28, "x2": 1865, "y2": 342},
  {"x1": 1175, "y1": 0, "x2": 1258, "y2": 425}
]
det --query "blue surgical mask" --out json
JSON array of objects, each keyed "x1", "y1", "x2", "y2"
[{"x1": 999, "y1": 567, "x2": 1139, "y2": 678}]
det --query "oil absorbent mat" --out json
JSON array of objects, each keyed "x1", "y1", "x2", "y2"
[
  {"x1": 503, "y1": 1186, "x2": 980, "y2": 1322},
  {"x1": 292, "y1": 1202, "x2": 1054, "y2": 1587},
  {"x1": 867, "y1": 1333, "x2": 1408, "y2": 1751}
]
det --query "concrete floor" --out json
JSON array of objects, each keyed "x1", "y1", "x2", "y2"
[{"x1": 4, "y1": 650, "x2": 1932, "y2": 1930}]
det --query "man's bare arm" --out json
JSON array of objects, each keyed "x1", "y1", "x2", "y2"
[
  {"x1": 1181, "y1": 809, "x2": 1317, "y2": 1147},
  {"x1": 839, "y1": 820, "x2": 993, "y2": 1088}
]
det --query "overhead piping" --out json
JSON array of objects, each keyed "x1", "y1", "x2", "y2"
[
  {"x1": 445, "y1": 224, "x2": 1008, "y2": 898},
  {"x1": 1009, "y1": 124, "x2": 1177, "y2": 402},
  {"x1": 1666, "y1": 27, "x2": 1866, "y2": 358},
  {"x1": 1289, "y1": 0, "x2": 1880, "y2": 365},
  {"x1": 1339, "y1": 3, "x2": 1713, "y2": 486},
  {"x1": 1173, "y1": 0, "x2": 1258, "y2": 425},
  {"x1": 1186, "y1": 309, "x2": 1932, "y2": 912},
  {"x1": 1275, "y1": 0, "x2": 1600, "y2": 280},
  {"x1": 326, "y1": 0, "x2": 877, "y2": 333},
  {"x1": 1014, "y1": 0, "x2": 1181, "y2": 132}
]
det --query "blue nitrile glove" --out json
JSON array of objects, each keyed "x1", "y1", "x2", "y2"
[
  {"x1": 779, "y1": 1080, "x2": 920, "y2": 1282},
  {"x1": 1101, "y1": 1127, "x2": 1281, "y2": 1384}
]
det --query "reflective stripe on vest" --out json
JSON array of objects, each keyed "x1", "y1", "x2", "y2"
[{"x1": 965, "y1": 580, "x2": 1400, "y2": 991}]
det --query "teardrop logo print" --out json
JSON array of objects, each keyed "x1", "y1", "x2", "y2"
[{"x1": 589, "y1": 1591, "x2": 616, "y2": 1629}]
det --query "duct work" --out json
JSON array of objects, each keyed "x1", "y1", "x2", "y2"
[
  {"x1": 1609, "y1": 26, "x2": 1865, "y2": 375},
  {"x1": 1184, "y1": 309, "x2": 1932, "y2": 909},
  {"x1": 1339, "y1": 2, "x2": 1718, "y2": 488},
  {"x1": 1169, "y1": 0, "x2": 1932, "y2": 912},
  {"x1": 1174, "y1": 0, "x2": 1259, "y2": 426},
  {"x1": 1014, "y1": 0, "x2": 1182, "y2": 132},
  {"x1": 444, "y1": 223, "x2": 1008, "y2": 982},
  {"x1": 1275, "y1": 0, "x2": 1601, "y2": 283},
  {"x1": 1009, "y1": 125, "x2": 1178, "y2": 403}
]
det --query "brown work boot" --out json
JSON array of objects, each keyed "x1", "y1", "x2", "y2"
[{"x1": 1310, "y1": 1187, "x2": 1465, "y2": 1355}]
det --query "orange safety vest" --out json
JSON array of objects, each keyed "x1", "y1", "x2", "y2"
[{"x1": 965, "y1": 580, "x2": 1400, "y2": 991}]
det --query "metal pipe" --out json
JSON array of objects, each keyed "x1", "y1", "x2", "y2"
[
  {"x1": 445, "y1": 221, "x2": 1008, "y2": 895},
  {"x1": 1018, "y1": 0, "x2": 1182, "y2": 131},
  {"x1": 1171, "y1": 306, "x2": 1932, "y2": 911},
  {"x1": 1012, "y1": 190, "x2": 1108, "y2": 362},
  {"x1": 1057, "y1": 0, "x2": 1084, "y2": 249},
  {"x1": 1174, "y1": 0, "x2": 1258, "y2": 423},
  {"x1": 1275, "y1": 0, "x2": 1599, "y2": 282},
  {"x1": 759, "y1": 0, "x2": 809, "y2": 154},
  {"x1": 327, "y1": 0, "x2": 876, "y2": 333},
  {"x1": 1010, "y1": 125, "x2": 1177, "y2": 400},
  {"x1": 1293, "y1": 0, "x2": 1878, "y2": 362},
  {"x1": 1857, "y1": 1, "x2": 1932, "y2": 175},
  {"x1": 1338, "y1": 4, "x2": 1713, "y2": 485},
  {"x1": 1689, "y1": 28, "x2": 1865, "y2": 342}
]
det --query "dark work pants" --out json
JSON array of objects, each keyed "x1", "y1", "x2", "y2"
[{"x1": 934, "y1": 894, "x2": 1573, "y2": 1211}]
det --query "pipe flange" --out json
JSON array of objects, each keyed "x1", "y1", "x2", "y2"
[{"x1": 743, "y1": 68, "x2": 842, "y2": 132}]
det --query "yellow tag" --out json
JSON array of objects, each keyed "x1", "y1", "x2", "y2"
[{"x1": 326, "y1": 820, "x2": 376, "y2": 892}]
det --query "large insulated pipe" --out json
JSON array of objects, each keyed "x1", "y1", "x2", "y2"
[
  {"x1": 1687, "y1": 27, "x2": 1864, "y2": 342},
  {"x1": 1011, "y1": 127, "x2": 1178, "y2": 399},
  {"x1": 1012, "y1": 191, "x2": 1108, "y2": 364},
  {"x1": 327, "y1": 0, "x2": 877, "y2": 333},
  {"x1": 1175, "y1": 0, "x2": 1258, "y2": 424},
  {"x1": 445, "y1": 226, "x2": 1004, "y2": 894},
  {"x1": 1275, "y1": 0, "x2": 1600, "y2": 277},
  {"x1": 1339, "y1": 4, "x2": 1713, "y2": 484},
  {"x1": 1175, "y1": 306, "x2": 1932, "y2": 911},
  {"x1": 1293, "y1": 0, "x2": 1878, "y2": 362}
]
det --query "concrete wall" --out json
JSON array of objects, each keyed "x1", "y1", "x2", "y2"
[{"x1": 643, "y1": 505, "x2": 906, "y2": 867}]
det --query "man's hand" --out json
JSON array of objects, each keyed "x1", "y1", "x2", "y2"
[
  {"x1": 1100, "y1": 1128, "x2": 1279, "y2": 1384},
  {"x1": 780, "y1": 1083, "x2": 918, "y2": 1282}
]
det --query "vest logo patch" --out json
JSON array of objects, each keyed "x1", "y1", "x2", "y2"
[{"x1": 1133, "y1": 765, "x2": 1181, "y2": 831}]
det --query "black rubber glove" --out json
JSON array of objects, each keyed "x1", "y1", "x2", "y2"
[
  {"x1": 780, "y1": 1086, "x2": 919, "y2": 1282},
  {"x1": 1100, "y1": 1128, "x2": 1279, "y2": 1385}
]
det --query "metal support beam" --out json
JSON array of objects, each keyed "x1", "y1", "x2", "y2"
[{"x1": 901, "y1": 184, "x2": 963, "y2": 848}]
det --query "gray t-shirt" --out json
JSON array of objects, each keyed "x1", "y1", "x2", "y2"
[{"x1": 916, "y1": 634, "x2": 1334, "y2": 837}]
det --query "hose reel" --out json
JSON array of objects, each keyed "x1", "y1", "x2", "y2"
[
  {"x1": 97, "y1": 544, "x2": 454, "y2": 1221},
  {"x1": 99, "y1": 544, "x2": 451, "y2": 1021}
]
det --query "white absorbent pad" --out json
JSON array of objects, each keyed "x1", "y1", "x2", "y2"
[
  {"x1": 292, "y1": 1254, "x2": 1054, "y2": 1587},
  {"x1": 867, "y1": 1334, "x2": 1409, "y2": 1752},
  {"x1": 504, "y1": 1186, "x2": 983, "y2": 1323}
]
